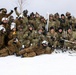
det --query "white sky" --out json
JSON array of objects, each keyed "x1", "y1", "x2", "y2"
[{"x1": 0, "y1": 0, "x2": 76, "y2": 18}]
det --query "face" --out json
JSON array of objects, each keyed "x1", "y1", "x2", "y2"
[
  {"x1": 19, "y1": 28, "x2": 23, "y2": 31},
  {"x1": 55, "y1": 15, "x2": 59, "y2": 19},
  {"x1": 50, "y1": 29, "x2": 54, "y2": 33},
  {"x1": 49, "y1": 16, "x2": 53, "y2": 20},
  {"x1": 13, "y1": 28, "x2": 16, "y2": 31},
  {"x1": 29, "y1": 27, "x2": 33, "y2": 31},
  {"x1": 38, "y1": 29, "x2": 43, "y2": 34},
  {"x1": 59, "y1": 29, "x2": 62, "y2": 32},
  {"x1": 68, "y1": 29, "x2": 71, "y2": 33},
  {"x1": 35, "y1": 14, "x2": 39, "y2": 18},
  {"x1": 41, "y1": 18, "x2": 44, "y2": 22},
  {"x1": 3, "y1": 20, "x2": 8, "y2": 24},
  {"x1": 61, "y1": 16, "x2": 65, "y2": 19}
]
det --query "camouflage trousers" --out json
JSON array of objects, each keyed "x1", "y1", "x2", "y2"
[
  {"x1": 17, "y1": 46, "x2": 36, "y2": 57},
  {"x1": 0, "y1": 47, "x2": 9, "y2": 57}
]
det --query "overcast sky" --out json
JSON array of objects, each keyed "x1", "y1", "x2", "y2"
[{"x1": 0, "y1": 0, "x2": 76, "y2": 18}]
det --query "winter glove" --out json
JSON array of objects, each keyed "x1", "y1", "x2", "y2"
[
  {"x1": 51, "y1": 36, "x2": 55, "y2": 41},
  {"x1": 11, "y1": 10, "x2": 13, "y2": 13},
  {"x1": 14, "y1": 7, "x2": 17, "y2": 10}
]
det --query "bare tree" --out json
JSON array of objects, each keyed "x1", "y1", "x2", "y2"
[
  {"x1": 13, "y1": 0, "x2": 26, "y2": 14},
  {"x1": 18, "y1": 0, "x2": 26, "y2": 13}
]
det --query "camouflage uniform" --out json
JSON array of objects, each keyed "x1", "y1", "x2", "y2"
[
  {"x1": 49, "y1": 14, "x2": 56, "y2": 31},
  {"x1": 0, "y1": 8, "x2": 13, "y2": 22},
  {"x1": 16, "y1": 27, "x2": 26, "y2": 49},
  {"x1": 0, "y1": 47, "x2": 9, "y2": 57},
  {"x1": 14, "y1": 7, "x2": 28, "y2": 30},
  {"x1": 60, "y1": 14, "x2": 68, "y2": 30},
  {"x1": 70, "y1": 31, "x2": 76, "y2": 50},
  {"x1": 57, "y1": 27, "x2": 64, "y2": 48},
  {"x1": 34, "y1": 13, "x2": 41, "y2": 30},
  {"x1": 64, "y1": 28, "x2": 73, "y2": 49},
  {"x1": 0, "y1": 31, "x2": 5, "y2": 49},
  {"x1": 46, "y1": 27, "x2": 58, "y2": 48},
  {"x1": 8, "y1": 38, "x2": 21, "y2": 55},
  {"x1": 54, "y1": 13, "x2": 61, "y2": 31}
]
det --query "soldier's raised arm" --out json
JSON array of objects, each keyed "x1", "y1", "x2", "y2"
[
  {"x1": 6, "y1": 10, "x2": 13, "y2": 17},
  {"x1": 14, "y1": 7, "x2": 20, "y2": 17}
]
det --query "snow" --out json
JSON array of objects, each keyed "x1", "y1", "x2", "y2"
[{"x1": 0, "y1": 52, "x2": 76, "y2": 75}]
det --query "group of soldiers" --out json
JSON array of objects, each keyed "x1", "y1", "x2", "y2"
[{"x1": 0, "y1": 7, "x2": 76, "y2": 57}]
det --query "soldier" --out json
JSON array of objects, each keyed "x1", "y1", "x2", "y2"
[
  {"x1": 57, "y1": 27, "x2": 64, "y2": 49},
  {"x1": 1, "y1": 17, "x2": 10, "y2": 46},
  {"x1": 64, "y1": 27, "x2": 73, "y2": 49},
  {"x1": 28, "y1": 12, "x2": 36, "y2": 29},
  {"x1": 1, "y1": 17, "x2": 10, "y2": 31},
  {"x1": 14, "y1": 15, "x2": 24, "y2": 30},
  {"x1": 48, "y1": 14, "x2": 56, "y2": 30},
  {"x1": 8, "y1": 22, "x2": 17, "y2": 40},
  {"x1": 46, "y1": 27, "x2": 58, "y2": 49},
  {"x1": 0, "y1": 25, "x2": 6, "y2": 49},
  {"x1": 54, "y1": 13, "x2": 60, "y2": 31},
  {"x1": 60, "y1": 14, "x2": 68, "y2": 30},
  {"x1": 16, "y1": 25, "x2": 26, "y2": 49},
  {"x1": 8, "y1": 37, "x2": 21, "y2": 55},
  {"x1": 42, "y1": 40, "x2": 53, "y2": 54},
  {"x1": 8, "y1": 16, "x2": 15, "y2": 25},
  {"x1": 0, "y1": 26, "x2": 9, "y2": 57},
  {"x1": 0, "y1": 8, "x2": 13, "y2": 22},
  {"x1": 34, "y1": 12, "x2": 41, "y2": 30},
  {"x1": 65, "y1": 12, "x2": 74, "y2": 30},
  {"x1": 14, "y1": 7, "x2": 28, "y2": 25},
  {"x1": 66, "y1": 28, "x2": 76, "y2": 50},
  {"x1": 38, "y1": 16, "x2": 46, "y2": 30}
]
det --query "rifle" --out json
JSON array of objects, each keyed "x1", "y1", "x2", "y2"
[{"x1": 62, "y1": 39, "x2": 76, "y2": 44}]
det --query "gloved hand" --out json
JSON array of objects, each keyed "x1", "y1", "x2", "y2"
[
  {"x1": 14, "y1": 7, "x2": 17, "y2": 10},
  {"x1": 51, "y1": 36, "x2": 55, "y2": 41},
  {"x1": 11, "y1": 10, "x2": 13, "y2": 13}
]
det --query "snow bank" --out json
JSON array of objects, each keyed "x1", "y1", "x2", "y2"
[{"x1": 0, "y1": 53, "x2": 76, "y2": 75}]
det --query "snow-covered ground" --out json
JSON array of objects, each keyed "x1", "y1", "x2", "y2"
[{"x1": 0, "y1": 52, "x2": 76, "y2": 75}]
